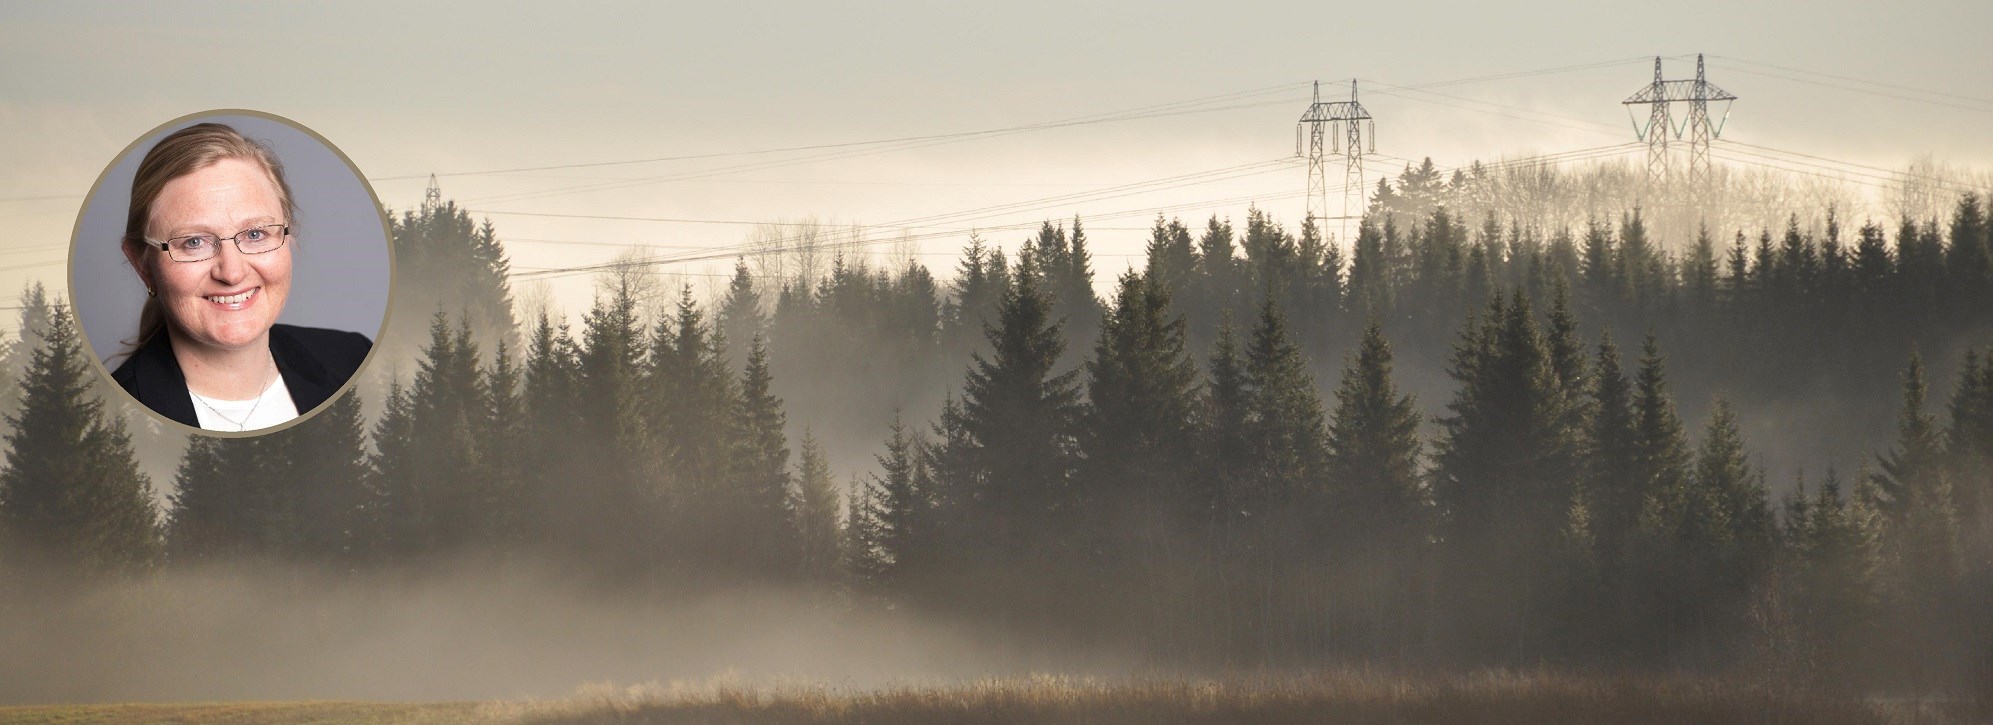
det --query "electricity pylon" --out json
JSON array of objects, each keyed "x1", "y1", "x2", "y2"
[
  {"x1": 423, "y1": 173, "x2": 442, "y2": 212},
  {"x1": 1297, "y1": 79, "x2": 1373, "y2": 241},
  {"x1": 1623, "y1": 54, "x2": 1736, "y2": 188}
]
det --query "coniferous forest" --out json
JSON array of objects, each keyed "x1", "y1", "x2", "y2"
[{"x1": 2, "y1": 161, "x2": 1992, "y2": 707}]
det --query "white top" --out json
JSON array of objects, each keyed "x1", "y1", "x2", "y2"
[{"x1": 189, "y1": 374, "x2": 300, "y2": 432}]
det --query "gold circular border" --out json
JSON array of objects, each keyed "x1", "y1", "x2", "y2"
[{"x1": 66, "y1": 108, "x2": 398, "y2": 440}]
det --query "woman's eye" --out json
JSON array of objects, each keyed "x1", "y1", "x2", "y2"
[
  {"x1": 176, "y1": 235, "x2": 212, "y2": 251},
  {"x1": 241, "y1": 229, "x2": 267, "y2": 242}
]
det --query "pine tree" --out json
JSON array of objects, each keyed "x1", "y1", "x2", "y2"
[{"x1": 0, "y1": 304, "x2": 160, "y2": 578}]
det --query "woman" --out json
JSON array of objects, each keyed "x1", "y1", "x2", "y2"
[{"x1": 110, "y1": 123, "x2": 371, "y2": 432}]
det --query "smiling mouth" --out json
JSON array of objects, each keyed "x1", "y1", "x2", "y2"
[{"x1": 204, "y1": 287, "x2": 259, "y2": 306}]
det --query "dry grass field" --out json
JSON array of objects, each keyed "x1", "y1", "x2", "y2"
[{"x1": 0, "y1": 671, "x2": 1974, "y2": 724}]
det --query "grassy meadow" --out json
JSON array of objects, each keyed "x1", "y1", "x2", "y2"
[{"x1": 3, "y1": 670, "x2": 1974, "y2": 724}]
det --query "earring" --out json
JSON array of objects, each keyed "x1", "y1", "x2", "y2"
[{"x1": 146, "y1": 287, "x2": 156, "y2": 299}]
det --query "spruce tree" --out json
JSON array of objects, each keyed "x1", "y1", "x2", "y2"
[
  {"x1": 0, "y1": 304, "x2": 160, "y2": 577},
  {"x1": 1783, "y1": 467, "x2": 1884, "y2": 683},
  {"x1": 167, "y1": 435, "x2": 249, "y2": 562},
  {"x1": 572, "y1": 272, "x2": 650, "y2": 569},
  {"x1": 731, "y1": 335, "x2": 794, "y2": 578},
  {"x1": 282, "y1": 391, "x2": 373, "y2": 564},
  {"x1": 1323, "y1": 319, "x2": 1426, "y2": 657},
  {"x1": 1636, "y1": 398, "x2": 1771, "y2": 664},
  {"x1": 367, "y1": 378, "x2": 421, "y2": 559},
  {"x1": 792, "y1": 430, "x2": 841, "y2": 589},
  {"x1": 861, "y1": 412, "x2": 928, "y2": 596},
  {"x1": 520, "y1": 309, "x2": 582, "y2": 553},
  {"x1": 1872, "y1": 354, "x2": 1962, "y2": 597},
  {"x1": 1242, "y1": 297, "x2": 1329, "y2": 504},
  {"x1": 1082, "y1": 272, "x2": 1200, "y2": 503},
  {"x1": 1144, "y1": 215, "x2": 1199, "y2": 314},
  {"x1": 1432, "y1": 291, "x2": 1580, "y2": 662},
  {"x1": 1943, "y1": 349, "x2": 1993, "y2": 559},
  {"x1": 926, "y1": 249, "x2": 1081, "y2": 622},
  {"x1": 481, "y1": 336, "x2": 526, "y2": 548},
  {"x1": 1201, "y1": 316, "x2": 1251, "y2": 552},
  {"x1": 0, "y1": 282, "x2": 52, "y2": 434},
  {"x1": 400, "y1": 312, "x2": 489, "y2": 552},
  {"x1": 1347, "y1": 219, "x2": 1392, "y2": 316},
  {"x1": 1080, "y1": 271, "x2": 1202, "y2": 642},
  {"x1": 1326, "y1": 319, "x2": 1424, "y2": 539},
  {"x1": 1584, "y1": 332, "x2": 1640, "y2": 561},
  {"x1": 647, "y1": 285, "x2": 739, "y2": 577},
  {"x1": 1683, "y1": 222, "x2": 1720, "y2": 313},
  {"x1": 1631, "y1": 333, "x2": 1692, "y2": 519},
  {"x1": 717, "y1": 257, "x2": 767, "y2": 372}
]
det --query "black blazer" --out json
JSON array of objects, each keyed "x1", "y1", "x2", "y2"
[{"x1": 110, "y1": 324, "x2": 372, "y2": 429}]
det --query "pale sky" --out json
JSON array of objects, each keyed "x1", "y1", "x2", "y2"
[{"x1": 3, "y1": 1, "x2": 1989, "y2": 328}]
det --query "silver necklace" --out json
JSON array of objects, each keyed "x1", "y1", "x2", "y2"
[{"x1": 191, "y1": 371, "x2": 275, "y2": 432}]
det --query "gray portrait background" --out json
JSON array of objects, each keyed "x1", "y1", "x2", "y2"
[{"x1": 71, "y1": 112, "x2": 391, "y2": 368}]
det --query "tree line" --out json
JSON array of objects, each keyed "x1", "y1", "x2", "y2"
[{"x1": 1, "y1": 186, "x2": 1990, "y2": 689}]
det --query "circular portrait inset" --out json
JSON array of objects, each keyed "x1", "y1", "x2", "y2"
[{"x1": 70, "y1": 110, "x2": 391, "y2": 436}]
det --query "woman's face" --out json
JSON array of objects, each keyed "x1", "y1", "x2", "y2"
[{"x1": 132, "y1": 157, "x2": 293, "y2": 354}]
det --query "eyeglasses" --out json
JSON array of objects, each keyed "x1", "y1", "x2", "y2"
[{"x1": 145, "y1": 224, "x2": 290, "y2": 263}]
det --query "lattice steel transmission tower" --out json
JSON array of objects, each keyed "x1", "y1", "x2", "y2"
[
  {"x1": 423, "y1": 173, "x2": 443, "y2": 211},
  {"x1": 1297, "y1": 80, "x2": 1373, "y2": 241},
  {"x1": 1622, "y1": 54, "x2": 1736, "y2": 187}
]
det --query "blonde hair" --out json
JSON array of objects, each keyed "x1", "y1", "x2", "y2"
[{"x1": 120, "y1": 122, "x2": 297, "y2": 351}]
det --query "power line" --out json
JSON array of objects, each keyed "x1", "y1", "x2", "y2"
[
  {"x1": 1702, "y1": 60, "x2": 1993, "y2": 115},
  {"x1": 1706, "y1": 54, "x2": 1993, "y2": 110},
  {"x1": 456, "y1": 98, "x2": 1309, "y2": 208},
  {"x1": 373, "y1": 82, "x2": 1314, "y2": 184}
]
